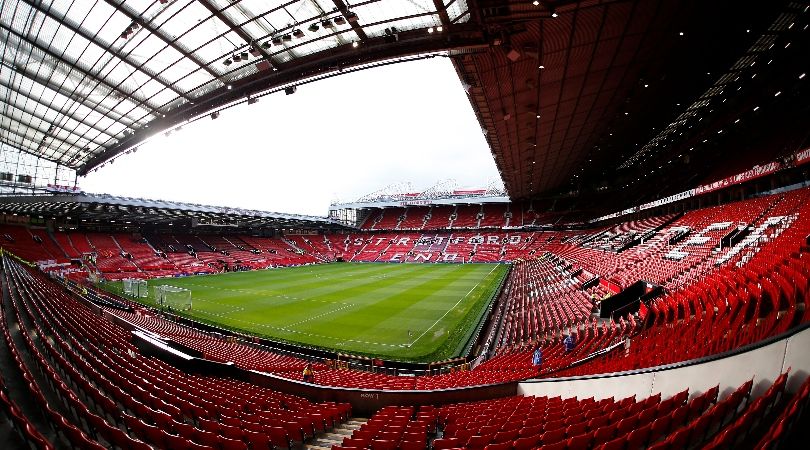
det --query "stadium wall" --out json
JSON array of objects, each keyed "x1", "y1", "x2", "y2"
[{"x1": 518, "y1": 322, "x2": 810, "y2": 400}]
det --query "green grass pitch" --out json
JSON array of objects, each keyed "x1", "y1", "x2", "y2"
[{"x1": 106, "y1": 262, "x2": 508, "y2": 362}]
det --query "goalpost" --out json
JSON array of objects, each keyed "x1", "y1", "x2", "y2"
[
  {"x1": 123, "y1": 278, "x2": 148, "y2": 298},
  {"x1": 154, "y1": 285, "x2": 192, "y2": 311}
]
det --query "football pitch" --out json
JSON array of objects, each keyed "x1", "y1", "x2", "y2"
[{"x1": 106, "y1": 262, "x2": 509, "y2": 362}]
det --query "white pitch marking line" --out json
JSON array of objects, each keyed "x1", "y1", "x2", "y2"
[
  {"x1": 189, "y1": 308, "x2": 403, "y2": 348},
  {"x1": 407, "y1": 264, "x2": 500, "y2": 347},
  {"x1": 284, "y1": 303, "x2": 355, "y2": 327}
]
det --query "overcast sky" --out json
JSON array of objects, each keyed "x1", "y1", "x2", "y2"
[{"x1": 79, "y1": 58, "x2": 502, "y2": 216}]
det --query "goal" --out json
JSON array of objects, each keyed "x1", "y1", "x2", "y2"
[
  {"x1": 123, "y1": 279, "x2": 148, "y2": 298},
  {"x1": 154, "y1": 285, "x2": 192, "y2": 311}
]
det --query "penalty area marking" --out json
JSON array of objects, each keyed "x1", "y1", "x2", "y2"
[
  {"x1": 170, "y1": 302, "x2": 405, "y2": 349},
  {"x1": 406, "y1": 264, "x2": 500, "y2": 348},
  {"x1": 284, "y1": 303, "x2": 356, "y2": 327}
]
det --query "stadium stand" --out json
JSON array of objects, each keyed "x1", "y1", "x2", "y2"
[
  {"x1": 424, "y1": 206, "x2": 455, "y2": 230},
  {"x1": 1, "y1": 255, "x2": 350, "y2": 449},
  {"x1": 1, "y1": 0, "x2": 809, "y2": 447},
  {"x1": 1, "y1": 188, "x2": 809, "y2": 447}
]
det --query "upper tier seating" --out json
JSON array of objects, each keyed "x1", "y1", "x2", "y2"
[
  {"x1": 397, "y1": 206, "x2": 431, "y2": 230},
  {"x1": 85, "y1": 233, "x2": 140, "y2": 274},
  {"x1": 0, "y1": 225, "x2": 61, "y2": 263},
  {"x1": 424, "y1": 206, "x2": 455, "y2": 229},
  {"x1": 479, "y1": 204, "x2": 508, "y2": 228},
  {"x1": 453, "y1": 205, "x2": 481, "y2": 228}
]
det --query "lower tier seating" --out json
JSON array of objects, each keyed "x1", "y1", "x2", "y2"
[{"x1": 1, "y1": 255, "x2": 351, "y2": 450}]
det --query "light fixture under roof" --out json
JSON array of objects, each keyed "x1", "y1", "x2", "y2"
[{"x1": 352, "y1": 41, "x2": 359, "y2": 48}]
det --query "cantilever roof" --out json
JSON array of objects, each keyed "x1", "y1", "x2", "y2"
[
  {"x1": 0, "y1": 192, "x2": 341, "y2": 227},
  {"x1": 0, "y1": 0, "x2": 473, "y2": 174},
  {"x1": 3, "y1": 0, "x2": 806, "y2": 211}
]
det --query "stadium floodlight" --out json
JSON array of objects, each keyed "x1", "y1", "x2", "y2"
[
  {"x1": 308, "y1": 23, "x2": 319, "y2": 32},
  {"x1": 322, "y1": 19, "x2": 334, "y2": 28},
  {"x1": 334, "y1": 16, "x2": 346, "y2": 26},
  {"x1": 211, "y1": 111, "x2": 219, "y2": 120},
  {"x1": 352, "y1": 41, "x2": 359, "y2": 48},
  {"x1": 293, "y1": 29, "x2": 305, "y2": 38}
]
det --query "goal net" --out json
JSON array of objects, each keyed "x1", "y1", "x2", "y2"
[
  {"x1": 123, "y1": 279, "x2": 148, "y2": 298},
  {"x1": 154, "y1": 285, "x2": 192, "y2": 311}
]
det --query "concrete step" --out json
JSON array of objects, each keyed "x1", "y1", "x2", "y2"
[{"x1": 305, "y1": 418, "x2": 368, "y2": 450}]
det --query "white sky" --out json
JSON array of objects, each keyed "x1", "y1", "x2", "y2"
[{"x1": 79, "y1": 58, "x2": 502, "y2": 216}]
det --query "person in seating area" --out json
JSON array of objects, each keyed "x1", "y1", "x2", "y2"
[
  {"x1": 532, "y1": 345, "x2": 543, "y2": 374},
  {"x1": 564, "y1": 334, "x2": 576, "y2": 353},
  {"x1": 302, "y1": 362, "x2": 314, "y2": 383}
]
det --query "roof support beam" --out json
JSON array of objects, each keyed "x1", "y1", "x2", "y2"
[
  {"x1": 0, "y1": 114, "x2": 87, "y2": 159},
  {"x1": 433, "y1": 0, "x2": 451, "y2": 27},
  {"x1": 0, "y1": 123, "x2": 68, "y2": 158},
  {"x1": 78, "y1": 28, "x2": 487, "y2": 175},
  {"x1": 197, "y1": 0, "x2": 277, "y2": 69},
  {"x1": 0, "y1": 127, "x2": 43, "y2": 156},
  {"x1": 0, "y1": 104, "x2": 104, "y2": 145},
  {"x1": 0, "y1": 61, "x2": 136, "y2": 125},
  {"x1": 102, "y1": 0, "x2": 220, "y2": 80},
  {"x1": 1, "y1": 102, "x2": 107, "y2": 147},
  {"x1": 0, "y1": 76, "x2": 115, "y2": 137},
  {"x1": 332, "y1": 0, "x2": 368, "y2": 41},
  {"x1": 0, "y1": 23, "x2": 159, "y2": 115},
  {"x1": 19, "y1": 0, "x2": 189, "y2": 101}
]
